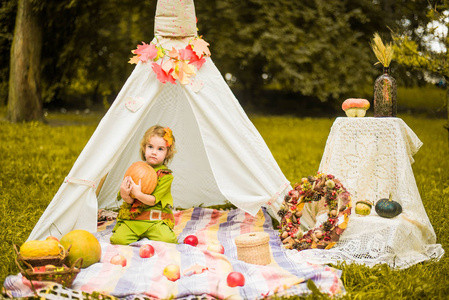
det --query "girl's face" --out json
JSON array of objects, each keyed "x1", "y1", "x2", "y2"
[{"x1": 145, "y1": 135, "x2": 168, "y2": 167}]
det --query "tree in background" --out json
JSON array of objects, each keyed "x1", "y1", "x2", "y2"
[
  {"x1": 392, "y1": 0, "x2": 449, "y2": 142},
  {"x1": 196, "y1": 0, "x2": 432, "y2": 108},
  {"x1": 8, "y1": 0, "x2": 43, "y2": 122},
  {"x1": 197, "y1": 0, "x2": 374, "y2": 106},
  {"x1": 0, "y1": 0, "x2": 16, "y2": 106},
  {"x1": 4, "y1": 0, "x2": 156, "y2": 122},
  {"x1": 1, "y1": 0, "x2": 440, "y2": 120}
]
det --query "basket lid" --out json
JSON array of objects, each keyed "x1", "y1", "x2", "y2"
[{"x1": 234, "y1": 232, "x2": 270, "y2": 246}]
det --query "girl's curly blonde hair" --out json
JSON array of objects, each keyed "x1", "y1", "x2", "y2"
[{"x1": 140, "y1": 125, "x2": 176, "y2": 165}]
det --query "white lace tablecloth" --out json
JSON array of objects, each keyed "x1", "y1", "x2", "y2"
[{"x1": 289, "y1": 117, "x2": 444, "y2": 269}]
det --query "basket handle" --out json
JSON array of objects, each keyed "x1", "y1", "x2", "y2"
[
  {"x1": 13, "y1": 244, "x2": 21, "y2": 256},
  {"x1": 58, "y1": 243, "x2": 70, "y2": 259},
  {"x1": 14, "y1": 258, "x2": 26, "y2": 273},
  {"x1": 71, "y1": 257, "x2": 84, "y2": 269}
]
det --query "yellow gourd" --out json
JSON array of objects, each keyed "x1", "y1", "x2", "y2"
[{"x1": 20, "y1": 239, "x2": 63, "y2": 257}]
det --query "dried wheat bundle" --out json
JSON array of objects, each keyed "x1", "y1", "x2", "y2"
[{"x1": 371, "y1": 33, "x2": 394, "y2": 67}]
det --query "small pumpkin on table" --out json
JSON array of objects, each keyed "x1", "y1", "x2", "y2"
[
  {"x1": 355, "y1": 200, "x2": 373, "y2": 216},
  {"x1": 375, "y1": 194, "x2": 402, "y2": 218},
  {"x1": 342, "y1": 98, "x2": 370, "y2": 117}
]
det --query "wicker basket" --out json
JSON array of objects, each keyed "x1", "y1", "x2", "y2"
[
  {"x1": 234, "y1": 232, "x2": 271, "y2": 265},
  {"x1": 15, "y1": 257, "x2": 82, "y2": 288},
  {"x1": 14, "y1": 244, "x2": 69, "y2": 268}
]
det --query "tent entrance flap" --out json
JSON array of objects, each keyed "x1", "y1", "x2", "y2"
[{"x1": 97, "y1": 83, "x2": 226, "y2": 210}]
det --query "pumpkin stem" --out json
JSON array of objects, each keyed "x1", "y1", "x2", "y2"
[{"x1": 388, "y1": 193, "x2": 392, "y2": 201}]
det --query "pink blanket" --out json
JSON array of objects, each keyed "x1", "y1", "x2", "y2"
[{"x1": 4, "y1": 207, "x2": 344, "y2": 299}]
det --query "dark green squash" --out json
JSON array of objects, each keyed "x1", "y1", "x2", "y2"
[{"x1": 375, "y1": 194, "x2": 402, "y2": 218}]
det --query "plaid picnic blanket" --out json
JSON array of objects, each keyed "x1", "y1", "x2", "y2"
[{"x1": 3, "y1": 207, "x2": 344, "y2": 299}]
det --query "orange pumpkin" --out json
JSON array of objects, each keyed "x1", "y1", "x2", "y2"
[
  {"x1": 342, "y1": 98, "x2": 370, "y2": 117},
  {"x1": 124, "y1": 161, "x2": 157, "y2": 196}
]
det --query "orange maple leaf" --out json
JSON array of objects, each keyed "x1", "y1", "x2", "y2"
[
  {"x1": 192, "y1": 38, "x2": 211, "y2": 57},
  {"x1": 174, "y1": 62, "x2": 195, "y2": 84},
  {"x1": 128, "y1": 55, "x2": 140, "y2": 65},
  {"x1": 168, "y1": 47, "x2": 180, "y2": 60}
]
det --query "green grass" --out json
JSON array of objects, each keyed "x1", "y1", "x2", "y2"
[
  {"x1": 0, "y1": 109, "x2": 448, "y2": 299},
  {"x1": 397, "y1": 85, "x2": 447, "y2": 114}
]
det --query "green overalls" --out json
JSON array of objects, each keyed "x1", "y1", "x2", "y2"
[{"x1": 110, "y1": 165, "x2": 177, "y2": 245}]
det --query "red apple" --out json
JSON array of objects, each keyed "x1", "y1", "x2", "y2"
[
  {"x1": 226, "y1": 272, "x2": 245, "y2": 287},
  {"x1": 139, "y1": 244, "x2": 155, "y2": 258},
  {"x1": 207, "y1": 243, "x2": 224, "y2": 254},
  {"x1": 33, "y1": 266, "x2": 46, "y2": 273},
  {"x1": 183, "y1": 235, "x2": 199, "y2": 247},
  {"x1": 110, "y1": 254, "x2": 127, "y2": 267},
  {"x1": 46, "y1": 236, "x2": 60, "y2": 242},
  {"x1": 163, "y1": 264, "x2": 180, "y2": 281}
]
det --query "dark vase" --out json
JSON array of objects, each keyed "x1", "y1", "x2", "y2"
[{"x1": 373, "y1": 67, "x2": 397, "y2": 117}]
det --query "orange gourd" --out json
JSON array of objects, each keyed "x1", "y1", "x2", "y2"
[
  {"x1": 124, "y1": 161, "x2": 157, "y2": 195},
  {"x1": 342, "y1": 98, "x2": 370, "y2": 117}
]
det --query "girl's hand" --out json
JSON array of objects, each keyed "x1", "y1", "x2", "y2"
[
  {"x1": 120, "y1": 176, "x2": 133, "y2": 203},
  {"x1": 130, "y1": 179, "x2": 156, "y2": 206},
  {"x1": 130, "y1": 179, "x2": 143, "y2": 197}
]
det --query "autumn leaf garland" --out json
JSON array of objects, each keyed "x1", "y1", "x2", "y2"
[{"x1": 129, "y1": 37, "x2": 211, "y2": 85}]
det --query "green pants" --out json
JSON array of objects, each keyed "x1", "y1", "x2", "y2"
[{"x1": 110, "y1": 220, "x2": 178, "y2": 245}]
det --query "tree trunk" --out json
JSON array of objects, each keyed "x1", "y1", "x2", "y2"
[
  {"x1": 7, "y1": 0, "x2": 43, "y2": 122},
  {"x1": 444, "y1": 84, "x2": 449, "y2": 145}
]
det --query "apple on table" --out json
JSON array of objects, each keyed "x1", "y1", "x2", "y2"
[
  {"x1": 183, "y1": 235, "x2": 199, "y2": 247},
  {"x1": 207, "y1": 242, "x2": 224, "y2": 254},
  {"x1": 139, "y1": 244, "x2": 155, "y2": 258},
  {"x1": 163, "y1": 264, "x2": 180, "y2": 281},
  {"x1": 227, "y1": 272, "x2": 245, "y2": 287},
  {"x1": 110, "y1": 254, "x2": 127, "y2": 267}
]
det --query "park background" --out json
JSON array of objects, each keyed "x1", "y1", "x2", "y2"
[{"x1": 1, "y1": 0, "x2": 448, "y2": 299}]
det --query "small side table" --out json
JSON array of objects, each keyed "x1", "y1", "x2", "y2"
[{"x1": 294, "y1": 117, "x2": 444, "y2": 268}]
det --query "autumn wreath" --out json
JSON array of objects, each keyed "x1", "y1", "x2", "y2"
[{"x1": 278, "y1": 173, "x2": 352, "y2": 251}]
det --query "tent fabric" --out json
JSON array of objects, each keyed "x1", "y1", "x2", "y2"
[
  {"x1": 28, "y1": 37, "x2": 291, "y2": 241},
  {"x1": 155, "y1": 0, "x2": 197, "y2": 37}
]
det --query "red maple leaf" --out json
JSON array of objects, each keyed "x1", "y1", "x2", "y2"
[
  {"x1": 179, "y1": 45, "x2": 196, "y2": 61},
  {"x1": 151, "y1": 62, "x2": 176, "y2": 84},
  {"x1": 134, "y1": 42, "x2": 158, "y2": 62},
  {"x1": 178, "y1": 45, "x2": 205, "y2": 69}
]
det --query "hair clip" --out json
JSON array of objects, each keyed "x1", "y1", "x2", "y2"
[{"x1": 163, "y1": 127, "x2": 173, "y2": 147}]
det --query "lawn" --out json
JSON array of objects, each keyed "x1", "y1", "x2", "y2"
[{"x1": 0, "y1": 108, "x2": 448, "y2": 299}]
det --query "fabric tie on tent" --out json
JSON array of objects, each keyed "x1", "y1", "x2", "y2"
[
  {"x1": 64, "y1": 177, "x2": 97, "y2": 188},
  {"x1": 267, "y1": 182, "x2": 290, "y2": 207}
]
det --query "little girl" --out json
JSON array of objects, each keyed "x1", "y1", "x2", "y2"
[{"x1": 110, "y1": 125, "x2": 177, "y2": 245}]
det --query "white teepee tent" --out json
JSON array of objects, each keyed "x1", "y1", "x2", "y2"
[{"x1": 28, "y1": 0, "x2": 291, "y2": 241}]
